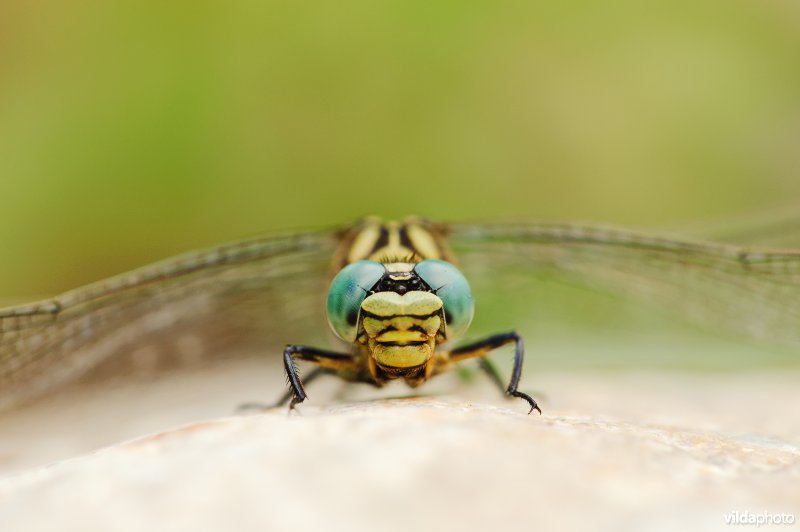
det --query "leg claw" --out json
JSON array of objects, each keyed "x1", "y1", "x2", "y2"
[{"x1": 511, "y1": 391, "x2": 542, "y2": 415}]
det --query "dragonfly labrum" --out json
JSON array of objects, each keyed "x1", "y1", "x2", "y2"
[{"x1": 2, "y1": 216, "x2": 800, "y2": 412}]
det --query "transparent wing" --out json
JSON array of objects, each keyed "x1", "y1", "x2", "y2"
[
  {"x1": 448, "y1": 221, "x2": 800, "y2": 348},
  {"x1": 0, "y1": 229, "x2": 340, "y2": 410},
  {"x1": 689, "y1": 210, "x2": 800, "y2": 248}
]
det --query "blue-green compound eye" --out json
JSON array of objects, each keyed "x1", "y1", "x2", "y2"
[
  {"x1": 414, "y1": 259, "x2": 474, "y2": 340},
  {"x1": 326, "y1": 260, "x2": 385, "y2": 342}
]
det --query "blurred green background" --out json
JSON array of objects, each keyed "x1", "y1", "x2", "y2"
[{"x1": 1, "y1": 0, "x2": 799, "y2": 299}]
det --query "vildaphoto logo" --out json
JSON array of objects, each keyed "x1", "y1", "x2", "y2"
[{"x1": 724, "y1": 510, "x2": 796, "y2": 527}]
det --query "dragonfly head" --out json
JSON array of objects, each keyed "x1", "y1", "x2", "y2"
[
  {"x1": 359, "y1": 290, "x2": 443, "y2": 368},
  {"x1": 326, "y1": 259, "x2": 475, "y2": 370}
]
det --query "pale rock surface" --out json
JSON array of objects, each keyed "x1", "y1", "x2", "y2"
[{"x1": 0, "y1": 366, "x2": 798, "y2": 532}]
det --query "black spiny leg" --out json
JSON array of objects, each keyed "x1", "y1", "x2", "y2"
[
  {"x1": 450, "y1": 332, "x2": 541, "y2": 415},
  {"x1": 238, "y1": 366, "x2": 340, "y2": 412},
  {"x1": 272, "y1": 367, "x2": 336, "y2": 408},
  {"x1": 283, "y1": 345, "x2": 356, "y2": 409}
]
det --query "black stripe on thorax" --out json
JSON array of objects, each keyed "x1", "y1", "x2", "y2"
[
  {"x1": 370, "y1": 226, "x2": 390, "y2": 256},
  {"x1": 398, "y1": 226, "x2": 415, "y2": 253}
]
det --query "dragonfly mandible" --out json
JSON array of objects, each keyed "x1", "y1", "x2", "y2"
[{"x1": 2, "y1": 215, "x2": 800, "y2": 412}]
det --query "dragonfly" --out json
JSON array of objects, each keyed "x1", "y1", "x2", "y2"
[{"x1": 2, "y1": 215, "x2": 800, "y2": 413}]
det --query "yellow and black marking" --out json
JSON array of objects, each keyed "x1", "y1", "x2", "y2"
[
  {"x1": 279, "y1": 217, "x2": 540, "y2": 414},
  {"x1": 359, "y1": 290, "x2": 443, "y2": 385},
  {"x1": 334, "y1": 216, "x2": 454, "y2": 270}
]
